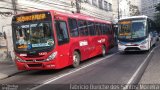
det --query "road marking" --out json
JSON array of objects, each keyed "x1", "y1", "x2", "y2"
[
  {"x1": 123, "y1": 46, "x2": 159, "y2": 90},
  {"x1": 30, "y1": 52, "x2": 119, "y2": 90}
]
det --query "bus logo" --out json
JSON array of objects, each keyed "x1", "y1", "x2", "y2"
[{"x1": 79, "y1": 40, "x2": 88, "y2": 46}]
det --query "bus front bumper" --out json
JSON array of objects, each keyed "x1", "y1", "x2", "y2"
[
  {"x1": 118, "y1": 44, "x2": 149, "y2": 52},
  {"x1": 16, "y1": 61, "x2": 56, "y2": 70}
]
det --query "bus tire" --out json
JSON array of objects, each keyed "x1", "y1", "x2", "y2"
[
  {"x1": 72, "y1": 51, "x2": 80, "y2": 68},
  {"x1": 101, "y1": 45, "x2": 106, "y2": 57}
]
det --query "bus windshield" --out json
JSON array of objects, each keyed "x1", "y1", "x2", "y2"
[
  {"x1": 12, "y1": 12, "x2": 54, "y2": 52},
  {"x1": 118, "y1": 20, "x2": 146, "y2": 40}
]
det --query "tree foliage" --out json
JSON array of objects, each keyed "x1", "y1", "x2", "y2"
[
  {"x1": 129, "y1": 4, "x2": 140, "y2": 16},
  {"x1": 154, "y1": 3, "x2": 160, "y2": 32},
  {"x1": 155, "y1": 3, "x2": 160, "y2": 12}
]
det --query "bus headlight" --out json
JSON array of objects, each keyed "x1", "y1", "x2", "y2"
[
  {"x1": 141, "y1": 40, "x2": 148, "y2": 45},
  {"x1": 46, "y1": 51, "x2": 57, "y2": 61},
  {"x1": 15, "y1": 56, "x2": 26, "y2": 62}
]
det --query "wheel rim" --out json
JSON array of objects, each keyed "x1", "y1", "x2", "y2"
[
  {"x1": 102, "y1": 46, "x2": 106, "y2": 55},
  {"x1": 73, "y1": 53, "x2": 79, "y2": 65}
]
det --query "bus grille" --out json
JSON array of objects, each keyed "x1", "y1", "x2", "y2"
[
  {"x1": 25, "y1": 59, "x2": 45, "y2": 62},
  {"x1": 27, "y1": 64, "x2": 42, "y2": 67},
  {"x1": 125, "y1": 47, "x2": 140, "y2": 51}
]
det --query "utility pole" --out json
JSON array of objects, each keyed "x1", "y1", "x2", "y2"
[
  {"x1": 76, "y1": 0, "x2": 80, "y2": 13},
  {"x1": 11, "y1": 0, "x2": 17, "y2": 14},
  {"x1": 117, "y1": 0, "x2": 120, "y2": 20}
]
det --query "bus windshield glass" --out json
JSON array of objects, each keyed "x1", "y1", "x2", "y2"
[
  {"x1": 118, "y1": 19, "x2": 146, "y2": 39},
  {"x1": 12, "y1": 12, "x2": 54, "y2": 52}
]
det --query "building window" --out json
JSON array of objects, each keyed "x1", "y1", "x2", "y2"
[
  {"x1": 104, "y1": 1, "x2": 108, "y2": 11},
  {"x1": 98, "y1": 0, "x2": 103, "y2": 9},
  {"x1": 109, "y1": 3, "x2": 112, "y2": 11},
  {"x1": 92, "y1": 0, "x2": 97, "y2": 7},
  {"x1": 86, "y1": 0, "x2": 92, "y2": 4},
  {"x1": 80, "y1": 0, "x2": 87, "y2": 3}
]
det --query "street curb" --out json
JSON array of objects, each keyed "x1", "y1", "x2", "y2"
[
  {"x1": 0, "y1": 70, "x2": 26, "y2": 80},
  {"x1": 127, "y1": 46, "x2": 157, "y2": 85},
  {"x1": 130, "y1": 51, "x2": 154, "y2": 84},
  {"x1": 0, "y1": 73, "x2": 8, "y2": 80}
]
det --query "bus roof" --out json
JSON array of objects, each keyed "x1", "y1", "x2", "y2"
[
  {"x1": 15, "y1": 10, "x2": 112, "y2": 24},
  {"x1": 53, "y1": 10, "x2": 111, "y2": 24},
  {"x1": 119, "y1": 15, "x2": 148, "y2": 21}
]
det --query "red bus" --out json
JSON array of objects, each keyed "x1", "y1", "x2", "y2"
[{"x1": 12, "y1": 10, "x2": 114, "y2": 70}]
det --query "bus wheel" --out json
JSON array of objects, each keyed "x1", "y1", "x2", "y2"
[
  {"x1": 72, "y1": 51, "x2": 80, "y2": 68},
  {"x1": 102, "y1": 45, "x2": 106, "y2": 57}
]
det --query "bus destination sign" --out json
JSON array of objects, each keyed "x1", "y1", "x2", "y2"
[{"x1": 16, "y1": 13, "x2": 46, "y2": 22}]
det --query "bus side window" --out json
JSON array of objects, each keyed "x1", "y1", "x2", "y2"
[
  {"x1": 109, "y1": 25, "x2": 112, "y2": 34},
  {"x1": 106, "y1": 24, "x2": 109, "y2": 34},
  {"x1": 95, "y1": 23, "x2": 100, "y2": 35},
  {"x1": 104, "y1": 24, "x2": 107, "y2": 35},
  {"x1": 78, "y1": 20, "x2": 89, "y2": 36},
  {"x1": 55, "y1": 20, "x2": 69, "y2": 45},
  {"x1": 68, "y1": 18, "x2": 79, "y2": 37},
  {"x1": 148, "y1": 19, "x2": 154, "y2": 33},
  {"x1": 88, "y1": 21, "x2": 95, "y2": 36},
  {"x1": 99, "y1": 24, "x2": 102, "y2": 35},
  {"x1": 84, "y1": 21, "x2": 89, "y2": 36},
  {"x1": 102, "y1": 24, "x2": 106, "y2": 35},
  {"x1": 98, "y1": 23, "x2": 101, "y2": 35},
  {"x1": 78, "y1": 20, "x2": 83, "y2": 36}
]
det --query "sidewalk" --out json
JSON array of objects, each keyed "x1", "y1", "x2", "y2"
[
  {"x1": 0, "y1": 61, "x2": 24, "y2": 80},
  {"x1": 0, "y1": 46, "x2": 8, "y2": 62},
  {"x1": 139, "y1": 46, "x2": 160, "y2": 84},
  {"x1": 0, "y1": 42, "x2": 24, "y2": 79}
]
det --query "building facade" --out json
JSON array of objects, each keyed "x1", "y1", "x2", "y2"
[
  {"x1": 129, "y1": 0, "x2": 141, "y2": 16},
  {"x1": 112, "y1": 0, "x2": 119, "y2": 23},
  {"x1": 0, "y1": 0, "x2": 117, "y2": 32},
  {"x1": 129, "y1": 0, "x2": 141, "y2": 6},
  {"x1": 141, "y1": 0, "x2": 160, "y2": 20},
  {"x1": 0, "y1": 0, "x2": 15, "y2": 61},
  {"x1": 17, "y1": 0, "x2": 114, "y2": 21},
  {"x1": 116, "y1": 0, "x2": 141, "y2": 20},
  {"x1": 119, "y1": 0, "x2": 130, "y2": 18}
]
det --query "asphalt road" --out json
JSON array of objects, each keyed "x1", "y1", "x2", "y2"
[{"x1": 0, "y1": 45, "x2": 158, "y2": 90}]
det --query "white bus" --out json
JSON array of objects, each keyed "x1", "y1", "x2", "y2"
[{"x1": 118, "y1": 15, "x2": 158, "y2": 51}]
